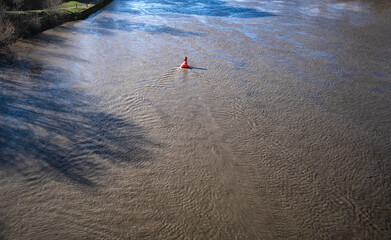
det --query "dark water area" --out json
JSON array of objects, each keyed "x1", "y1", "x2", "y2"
[{"x1": 1, "y1": 0, "x2": 391, "y2": 239}]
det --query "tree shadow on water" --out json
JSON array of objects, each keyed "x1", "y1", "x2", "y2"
[
  {"x1": 91, "y1": 17, "x2": 205, "y2": 36},
  {"x1": 0, "y1": 50, "x2": 158, "y2": 187},
  {"x1": 40, "y1": 17, "x2": 204, "y2": 37}
]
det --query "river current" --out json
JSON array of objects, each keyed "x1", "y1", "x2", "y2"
[{"x1": 1, "y1": 0, "x2": 391, "y2": 239}]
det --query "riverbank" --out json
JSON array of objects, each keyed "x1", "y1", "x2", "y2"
[{"x1": 1, "y1": 0, "x2": 113, "y2": 46}]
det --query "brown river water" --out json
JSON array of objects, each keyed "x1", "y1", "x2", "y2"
[{"x1": 1, "y1": 0, "x2": 391, "y2": 239}]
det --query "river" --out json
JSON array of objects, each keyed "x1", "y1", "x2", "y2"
[{"x1": 1, "y1": 0, "x2": 390, "y2": 239}]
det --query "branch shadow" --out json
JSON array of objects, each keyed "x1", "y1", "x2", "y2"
[
  {"x1": 0, "y1": 48, "x2": 159, "y2": 187},
  {"x1": 90, "y1": 17, "x2": 205, "y2": 36},
  {"x1": 41, "y1": 17, "x2": 204, "y2": 37},
  {"x1": 21, "y1": 32, "x2": 75, "y2": 49},
  {"x1": 54, "y1": 24, "x2": 115, "y2": 37}
]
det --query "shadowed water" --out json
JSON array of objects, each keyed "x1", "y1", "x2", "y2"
[
  {"x1": 1, "y1": 0, "x2": 391, "y2": 239},
  {"x1": 0, "y1": 55, "x2": 157, "y2": 186}
]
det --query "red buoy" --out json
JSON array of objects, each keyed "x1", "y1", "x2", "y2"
[{"x1": 180, "y1": 56, "x2": 190, "y2": 68}]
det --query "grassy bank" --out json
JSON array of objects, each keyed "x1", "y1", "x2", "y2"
[
  {"x1": 56, "y1": 0, "x2": 91, "y2": 8},
  {"x1": 0, "y1": 0, "x2": 113, "y2": 46}
]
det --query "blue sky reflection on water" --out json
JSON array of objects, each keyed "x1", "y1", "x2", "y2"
[{"x1": 114, "y1": 0, "x2": 276, "y2": 18}]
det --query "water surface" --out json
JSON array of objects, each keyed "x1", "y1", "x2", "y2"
[{"x1": 1, "y1": 0, "x2": 391, "y2": 239}]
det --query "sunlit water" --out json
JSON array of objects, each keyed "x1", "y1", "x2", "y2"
[{"x1": 1, "y1": 0, "x2": 391, "y2": 239}]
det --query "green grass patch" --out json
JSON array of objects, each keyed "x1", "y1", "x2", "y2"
[
  {"x1": 7, "y1": 10, "x2": 46, "y2": 15},
  {"x1": 56, "y1": 1, "x2": 91, "y2": 9},
  {"x1": 7, "y1": 6, "x2": 88, "y2": 18},
  {"x1": 59, "y1": 7, "x2": 87, "y2": 14}
]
